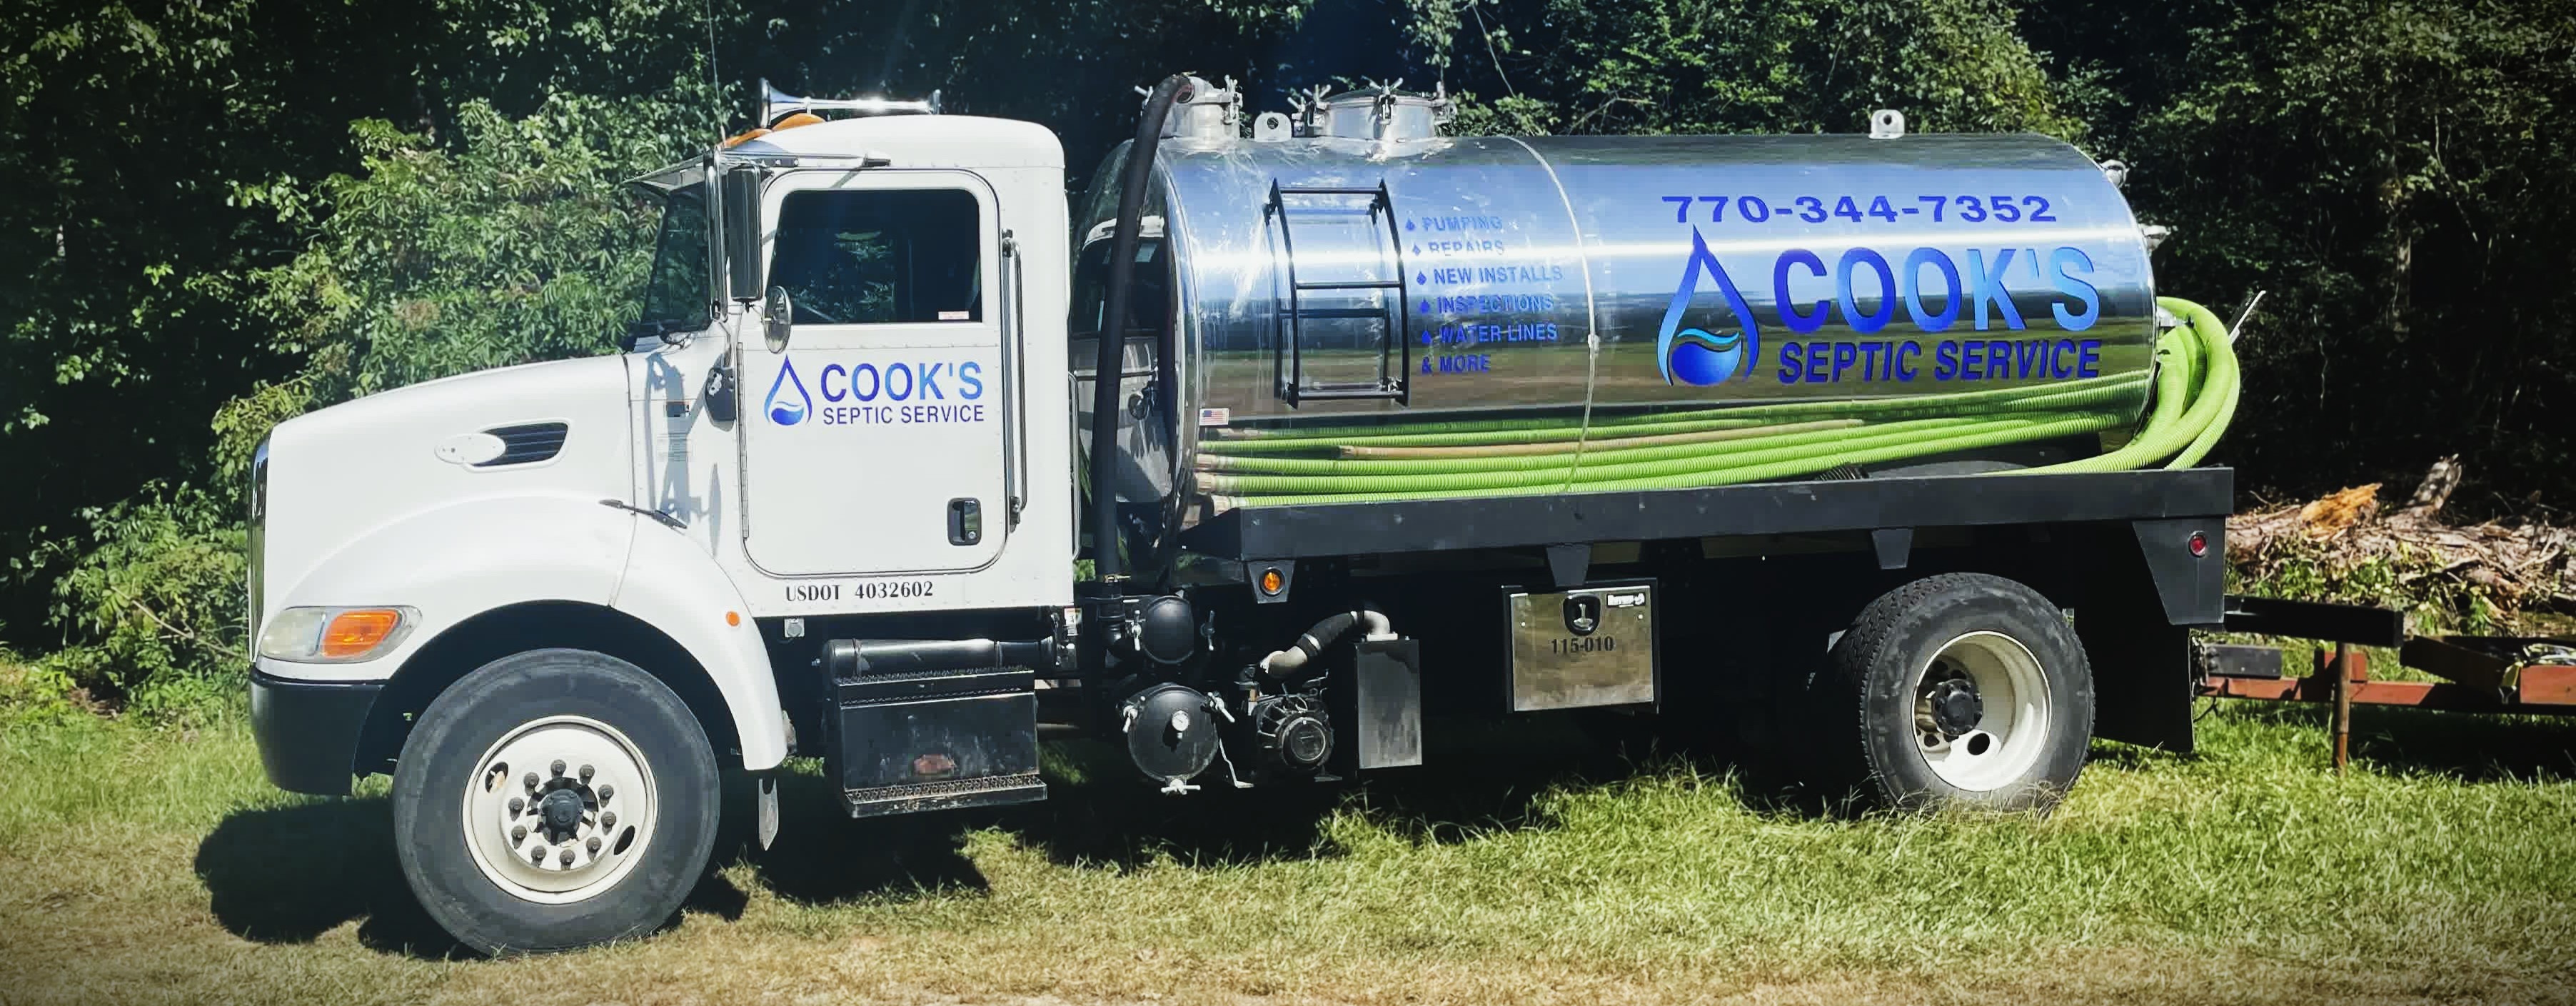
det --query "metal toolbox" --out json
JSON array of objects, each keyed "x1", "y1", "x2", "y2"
[
  {"x1": 1504, "y1": 581, "x2": 1659, "y2": 712},
  {"x1": 829, "y1": 666, "x2": 1042, "y2": 816}
]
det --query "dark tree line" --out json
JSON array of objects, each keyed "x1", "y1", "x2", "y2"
[{"x1": 4, "y1": 0, "x2": 2570, "y2": 705}]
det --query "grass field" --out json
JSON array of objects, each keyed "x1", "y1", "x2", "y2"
[{"x1": 2, "y1": 693, "x2": 2574, "y2": 1005}]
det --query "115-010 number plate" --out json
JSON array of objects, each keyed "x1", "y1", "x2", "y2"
[{"x1": 1506, "y1": 581, "x2": 1657, "y2": 712}]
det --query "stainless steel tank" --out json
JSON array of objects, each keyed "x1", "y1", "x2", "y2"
[{"x1": 1073, "y1": 85, "x2": 2157, "y2": 532}]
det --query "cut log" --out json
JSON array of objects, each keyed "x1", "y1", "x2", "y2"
[{"x1": 2401, "y1": 454, "x2": 2463, "y2": 518}]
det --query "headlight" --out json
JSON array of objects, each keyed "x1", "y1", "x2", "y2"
[{"x1": 257, "y1": 605, "x2": 418, "y2": 663}]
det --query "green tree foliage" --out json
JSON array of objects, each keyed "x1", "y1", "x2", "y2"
[
  {"x1": 7, "y1": 0, "x2": 2574, "y2": 711},
  {"x1": 33, "y1": 84, "x2": 718, "y2": 707},
  {"x1": 3, "y1": 0, "x2": 367, "y2": 630},
  {"x1": 1410, "y1": 0, "x2": 2078, "y2": 137},
  {"x1": 0, "y1": 0, "x2": 745, "y2": 648},
  {"x1": 2115, "y1": 0, "x2": 2576, "y2": 503},
  {"x1": 224, "y1": 85, "x2": 721, "y2": 473},
  {"x1": 32, "y1": 484, "x2": 246, "y2": 713}
]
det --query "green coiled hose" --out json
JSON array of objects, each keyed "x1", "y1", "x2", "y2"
[{"x1": 1197, "y1": 297, "x2": 2240, "y2": 509}]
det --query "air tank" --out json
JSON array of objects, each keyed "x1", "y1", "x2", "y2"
[{"x1": 1074, "y1": 84, "x2": 2158, "y2": 545}]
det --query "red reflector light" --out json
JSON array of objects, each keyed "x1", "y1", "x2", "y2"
[{"x1": 2188, "y1": 530, "x2": 2209, "y2": 558}]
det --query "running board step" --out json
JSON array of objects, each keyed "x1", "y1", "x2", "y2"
[{"x1": 842, "y1": 774, "x2": 1048, "y2": 818}]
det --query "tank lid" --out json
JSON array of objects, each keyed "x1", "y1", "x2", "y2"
[
  {"x1": 1159, "y1": 75, "x2": 1242, "y2": 141},
  {"x1": 1294, "y1": 81, "x2": 1454, "y2": 142}
]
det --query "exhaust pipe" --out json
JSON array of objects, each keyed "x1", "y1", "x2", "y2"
[{"x1": 1258, "y1": 609, "x2": 1394, "y2": 678}]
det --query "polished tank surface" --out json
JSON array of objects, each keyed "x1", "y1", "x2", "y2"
[{"x1": 1071, "y1": 124, "x2": 2158, "y2": 520}]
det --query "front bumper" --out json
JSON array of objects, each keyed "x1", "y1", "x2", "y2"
[{"x1": 248, "y1": 668, "x2": 384, "y2": 796}]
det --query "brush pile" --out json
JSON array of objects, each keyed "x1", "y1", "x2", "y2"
[{"x1": 2229, "y1": 456, "x2": 2576, "y2": 624}]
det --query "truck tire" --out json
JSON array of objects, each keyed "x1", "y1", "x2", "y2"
[
  {"x1": 391, "y1": 648, "x2": 720, "y2": 955},
  {"x1": 1821, "y1": 573, "x2": 2093, "y2": 813}
]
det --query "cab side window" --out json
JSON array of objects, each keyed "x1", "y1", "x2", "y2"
[
  {"x1": 768, "y1": 189, "x2": 982, "y2": 325},
  {"x1": 1069, "y1": 238, "x2": 1168, "y2": 338}
]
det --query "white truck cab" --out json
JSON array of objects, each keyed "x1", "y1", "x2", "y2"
[{"x1": 249, "y1": 97, "x2": 1079, "y2": 952}]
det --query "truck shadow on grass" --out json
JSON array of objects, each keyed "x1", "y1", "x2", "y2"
[
  {"x1": 191, "y1": 795, "x2": 754, "y2": 960},
  {"x1": 184, "y1": 716, "x2": 1868, "y2": 954},
  {"x1": 746, "y1": 715, "x2": 1782, "y2": 905},
  {"x1": 193, "y1": 796, "x2": 466, "y2": 958}
]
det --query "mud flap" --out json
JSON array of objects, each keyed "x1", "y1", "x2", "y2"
[
  {"x1": 2076, "y1": 518, "x2": 2223, "y2": 753},
  {"x1": 757, "y1": 775, "x2": 780, "y2": 850}
]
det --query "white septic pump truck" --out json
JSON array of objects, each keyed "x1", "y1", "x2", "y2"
[{"x1": 247, "y1": 75, "x2": 2236, "y2": 954}]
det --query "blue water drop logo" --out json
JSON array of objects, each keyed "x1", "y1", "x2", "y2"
[
  {"x1": 765, "y1": 356, "x2": 812, "y2": 426},
  {"x1": 1668, "y1": 328, "x2": 1747, "y2": 386},
  {"x1": 1656, "y1": 226, "x2": 1761, "y2": 387}
]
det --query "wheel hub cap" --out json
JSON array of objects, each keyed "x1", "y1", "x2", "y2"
[
  {"x1": 1910, "y1": 632, "x2": 2055, "y2": 793},
  {"x1": 539, "y1": 789, "x2": 585, "y2": 838},
  {"x1": 461, "y1": 715, "x2": 657, "y2": 905},
  {"x1": 1926, "y1": 678, "x2": 1983, "y2": 737}
]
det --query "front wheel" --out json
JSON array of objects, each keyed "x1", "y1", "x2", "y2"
[
  {"x1": 1822, "y1": 573, "x2": 2094, "y2": 813},
  {"x1": 392, "y1": 648, "x2": 720, "y2": 955}
]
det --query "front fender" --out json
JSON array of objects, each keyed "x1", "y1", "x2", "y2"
[
  {"x1": 270, "y1": 494, "x2": 634, "y2": 680},
  {"x1": 613, "y1": 520, "x2": 790, "y2": 770},
  {"x1": 268, "y1": 494, "x2": 787, "y2": 770}
]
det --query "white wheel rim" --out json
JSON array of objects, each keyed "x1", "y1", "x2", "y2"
[
  {"x1": 1911, "y1": 630, "x2": 2053, "y2": 793},
  {"x1": 461, "y1": 715, "x2": 658, "y2": 905}
]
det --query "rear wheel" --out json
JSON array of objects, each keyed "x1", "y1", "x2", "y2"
[
  {"x1": 1822, "y1": 573, "x2": 2093, "y2": 812},
  {"x1": 392, "y1": 648, "x2": 720, "y2": 955}
]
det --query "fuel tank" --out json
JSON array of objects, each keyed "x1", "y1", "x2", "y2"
[{"x1": 1072, "y1": 87, "x2": 2157, "y2": 543}]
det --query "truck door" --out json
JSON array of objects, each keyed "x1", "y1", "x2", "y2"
[{"x1": 740, "y1": 170, "x2": 1010, "y2": 575}]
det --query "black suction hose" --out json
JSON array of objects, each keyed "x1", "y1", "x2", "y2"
[{"x1": 1088, "y1": 74, "x2": 1194, "y2": 583}]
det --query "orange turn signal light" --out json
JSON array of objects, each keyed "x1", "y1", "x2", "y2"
[
  {"x1": 1259, "y1": 568, "x2": 1285, "y2": 595},
  {"x1": 319, "y1": 608, "x2": 405, "y2": 659}
]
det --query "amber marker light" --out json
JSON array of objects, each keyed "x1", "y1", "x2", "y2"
[
  {"x1": 318, "y1": 609, "x2": 406, "y2": 659},
  {"x1": 1259, "y1": 568, "x2": 1285, "y2": 595},
  {"x1": 263, "y1": 605, "x2": 418, "y2": 663}
]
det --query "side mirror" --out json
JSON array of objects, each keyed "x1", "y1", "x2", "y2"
[
  {"x1": 723, "y1": 168, "x2": 763, "y2": 299},
  {"x1": 764, "y1": 286, "x2": 794, "y2": 353}
]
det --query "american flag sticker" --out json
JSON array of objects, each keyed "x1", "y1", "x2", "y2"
[{"x1": 1197, "y1": 408, "x2": 1231, "y2": 427}]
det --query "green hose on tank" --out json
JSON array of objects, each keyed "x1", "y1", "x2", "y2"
[{"x1": 1198, "y1": 297, "x2": 2240, "y2": 509}]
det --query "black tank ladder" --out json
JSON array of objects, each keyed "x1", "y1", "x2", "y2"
[{"x1": 1267, "y1": 179, "x2": 1412, "y2": 406}]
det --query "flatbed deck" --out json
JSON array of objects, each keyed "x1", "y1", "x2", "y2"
[{"x1": 1187, "y1": 467, "x2": 2235, "y2": 559}]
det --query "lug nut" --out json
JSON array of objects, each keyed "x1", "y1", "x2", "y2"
[
  {"x1": 508, "y1": 797, "x2": 523, "y2": 815},
  {"x1": 600, "y1": 812, "x2": 616, "y2": 830},
  {"x1": 550, "y1": 760, "x2": 566, "y2": 778},
  {"x1": 512, "y1": 825, "x2": 527, "y2": 843},
  {"x1": 597, "y1": 784, "x2": 613, "y2": 802},
  {"x1": 579, "y1": 764, "x2": 595, "y2": 782},
  {"x1": 524, "y1": 772, "x2": 540, "y2": 790},
  {"x1": 586, "y1": 837, "x2": 601, "y2": 853},
  {"x1": 530, "y1": 847, "x2": 547, "y2": 865},
  {"x1": 559, "y1": 847, "x2": 575, "y2": 867}
]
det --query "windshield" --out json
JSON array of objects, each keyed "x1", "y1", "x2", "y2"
[{"x1": 635, "y1": 189, "x2": 709, "y2": 336}]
